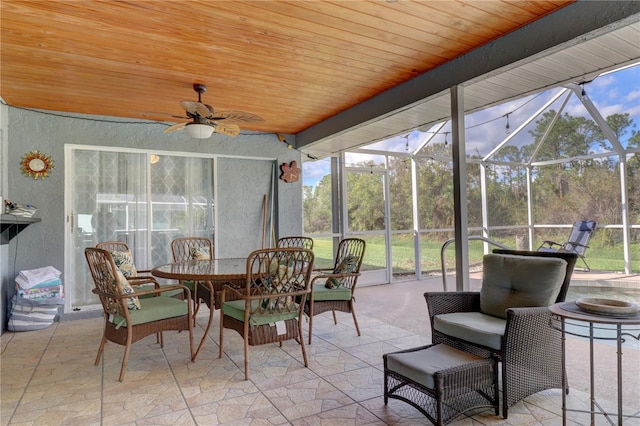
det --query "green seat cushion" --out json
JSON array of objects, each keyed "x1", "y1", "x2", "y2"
[
  {"x1": 132, "y1": 284, "x2": 183, "y2": 299},
  {"x1": 112, "y1": 296, "x2": 189, "y2": 329},
  {"x1": 433, "y1": 312, "x2": 506, "y2": 350},
  {"x1": 178, "y1": 280, "x2": 195, "y2": 290},
  {"x1": 386, "y1": 344, "x2": 483, "y2": 389},
  {"x1": 222, "y1": 299, "x2": 300, "y2": 327},
  {"x1": 480, "y1": 254, "x2": 567, "y2": 319},
  {"x1": 311, "y1": 283, "x2": 352, "y2": 301}
]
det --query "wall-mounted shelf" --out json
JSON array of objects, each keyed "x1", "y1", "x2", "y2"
[{"x1": 1, "y1": 214, "x2": 42, "y2": 245}]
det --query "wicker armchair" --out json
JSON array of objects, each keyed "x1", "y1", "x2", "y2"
[
  {"x1": 218, "y1": 248, "x2": 314, "y2": 380},
  {"x1": 171, "y1": 237, "x2": 214, "y2": 261},
  {"x1": 85, "y1": 247, "x2": 197, "y2": 381},
  {"x1": 171, "y1": 237, "x2": 214, "y2": 313},
  {"x1": 96, "y1": 240, "x2": 152, "y2": 277},
  {"x1": 96, "y1": 240, "x2": 183, "y2": 298},
  {"x1": 305, "y1": 238, "x2": 365, "y2": 344},
  {"x1": 277, "y1": 236, "x2": 314, "y2": 250},
  {"x1": 424, "y1": 253, "x2": 572, "y2": 418}
]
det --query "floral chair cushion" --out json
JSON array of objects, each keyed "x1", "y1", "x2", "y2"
[
  {"x1": 111, "y1": 250, "x2": 138, "y2": 278},
  {"x1": 189, "y1": 247, "x2": 211, "y2": 260},
  {"x1": 325, "y1": 254, "x2": 359, "y2": 289},
  {"x1": 115, "y1": 270, "x2": 141, "y2": 311}
]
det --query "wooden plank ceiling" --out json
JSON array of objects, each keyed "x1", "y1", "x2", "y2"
[{"x1": 1, "y1": 0, "x2": 572, "y2": 136}]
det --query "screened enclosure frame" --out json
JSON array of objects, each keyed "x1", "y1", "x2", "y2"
[{"x1": 306, "y1": 74, "x2": 638, "y2": 287}]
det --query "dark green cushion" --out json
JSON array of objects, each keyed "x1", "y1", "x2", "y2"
[
  {"x1": 480, "y1": 253, "x2": 567, "y2": 319},
  {"x1": 112, "y1": 296, "x2": 189, "y2": 329},
  {"x1": 222, "y1": 299, "x2": 300, "y2": 327},
  {"x1": 132, "y1": 283, "x2": 183, "y2": 299}
]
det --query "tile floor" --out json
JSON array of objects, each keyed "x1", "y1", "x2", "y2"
[{"x1": 2, "y1": 276, "x2": 639, "y2": 425}]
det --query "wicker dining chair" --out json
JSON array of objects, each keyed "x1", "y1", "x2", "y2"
[
  {"x1": 96, "y1": 240, "x2": 182, "y2": 298},
  {"x1": 96, "y1": 240, "x2": 152, "y2": 277},
  {"x1": 171, "y1": 237, "x2": 214, "y2": 313},
  {"x1": 305, "y1": 238, "x2": 365, "y2": 344},
  {"x1": 171, "y1": 237, "x2": 214, "y2": 262},
  {"x1": 85, "y1": 247, "x2": 196, "y2": 381},
  {"x1": 218, "y1": 248, "x2": 314, "y2": 380},
  {"x1": 277, "y1": 236, "x2": 314, "y2": 250}
]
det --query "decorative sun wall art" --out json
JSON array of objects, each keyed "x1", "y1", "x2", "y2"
[{"x1": 20, "y1": 150, "x2": 54, "y2": 179}]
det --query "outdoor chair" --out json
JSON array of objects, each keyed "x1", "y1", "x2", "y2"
[
  {"x1": 96, "y1": 240, "x2": 153, "y2": 279},
  {"x1": 277, "y1": 236, "x2": 314, "y2": 250},
  {"x1": 85, "y1": 247, "x2": 197, "y2": 381},
  {"x1": 305, "y1": 237, "x2": 365, "y2": 344},
  {"x1": 538, "y1": 220, "x2": 596, "y2": 271},
  {"x1": 171, "y1": 237, "x2": 214, "y2": 313},
  {"x1": 96, "y1": 240, "x2": 182, "y2": 298},
  {"x1": 218, "y1": 247, "x2": 314, "y2": 380},
  {"x1": 424, "y1": 253, "x2": 569, "y2": 418}
]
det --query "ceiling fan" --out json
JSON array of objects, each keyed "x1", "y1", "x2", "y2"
[{"x1": 164, "y1": 83, "x2": 264, "y2": 138}]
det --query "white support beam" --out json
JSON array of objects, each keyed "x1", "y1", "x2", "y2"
[
  {"x1": 411, "y1": 157, "x2": 422, "y2": 279},
  {"x1": 451, "y1": 85, "x2": 470, "y2": 291},
  {"x1": 480, "y1": 163, "x2": 489, "y2": 254},
  {"x1": 566, "y1": 83, "x2": 625, "y2": 155},
  {"x1": 526, "y1": 166, "x2": 534, "y2": 250},
  {"x1": 619, "y1": 157, "x2": 632, "y2": 274},
  {"x1": 484, "y1": 89, "x2": 569, "y2": 162}
]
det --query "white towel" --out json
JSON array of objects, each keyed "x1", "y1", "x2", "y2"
[{"x1": 15, "y1": 266, "x2": 62, "y2": 289}]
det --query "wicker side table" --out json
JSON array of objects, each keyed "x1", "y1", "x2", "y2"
[{"x1": 384, "y1": 343, "x2": 499, "y2": 426}]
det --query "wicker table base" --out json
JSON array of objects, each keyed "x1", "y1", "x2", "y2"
[{"x1": 383, "y1": 343, "x2": 499, "y2": 426}]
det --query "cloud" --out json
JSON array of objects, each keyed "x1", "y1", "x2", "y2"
[
  {"x1": 302, "y1": 161, "x2": 330, "y2": 186},
  {"x1": 625, "y1": 89, "x2": 640, "y2": 102}
]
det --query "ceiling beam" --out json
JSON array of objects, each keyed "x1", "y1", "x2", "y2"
[{"x1": 296, "y1": 1, "x2": 640, "y2": 148}]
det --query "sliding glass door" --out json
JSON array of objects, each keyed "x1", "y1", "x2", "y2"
[{"x1": 66, "y1": 147, "x2": 214, "y2": 311}]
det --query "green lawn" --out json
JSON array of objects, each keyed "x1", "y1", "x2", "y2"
[{"x1": 308, "y1": 234, "x2": 639, "y2": 274}]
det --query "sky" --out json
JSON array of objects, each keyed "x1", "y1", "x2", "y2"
[{"x1": 301, "y1": 62, "x2": 640, "y2": 188}]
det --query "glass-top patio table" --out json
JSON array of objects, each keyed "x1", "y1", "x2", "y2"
[{"x1": 151, "y1": 258, "x2": 248, "y2": 310}]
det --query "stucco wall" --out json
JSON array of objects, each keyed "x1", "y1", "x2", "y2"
[
  {"x1": 1, "y1": 104, "x2": 9, "y2": 330},
  {"x1": 1, "y1": 107, "x2": 301, "y2": 329}
]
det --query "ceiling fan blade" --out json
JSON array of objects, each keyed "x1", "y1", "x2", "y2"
[
  {"x1": 211, "y1": 110, "x2": 264, "y2": 123},
  {"x1": 213, "y1": 122, "x2": 241, "y2": 137},
  {"x1": 164, "y1": 122, "x2": 188, "y2": 133},
  {"x1": 180, "y1": 101, "x2": 212, "y2": 117}
]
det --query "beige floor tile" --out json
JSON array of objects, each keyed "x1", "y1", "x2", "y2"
[
  {"x1": 342, "y1": 341, "x2": 400, "y2": 368},
  {"x1": 323, "y1": 366, "x2": 384, "y2": 403},
  {"x1": 360, "y1": 395, "x2": 432, "y2": 425},
  {"x1": 290, "y1": 402, "x2": 382, "y2": 425},
  {"x1": 2, "y1": 276, "x2": 638, "y2": 425},
  {"x1": 263, "y1": 377, "x2": 354, "y2": 421},
  {"x1": 190, "y1": 391, "x2": 288, "y2": 425},
  {"x1": 136, "y1": 409, "x2": 196, "y2": 425}
]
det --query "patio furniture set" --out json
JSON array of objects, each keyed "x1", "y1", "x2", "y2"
[
  {"x1": 85, "y1": 236, "x2": 365, "y2": 382},
  {"x1": 86, "y1": 230, "x2": 618, "y2": 425}
]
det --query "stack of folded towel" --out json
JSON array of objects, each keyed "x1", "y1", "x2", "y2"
[
  {"x1": 8, "y1": 266, "x2": 64, "y2": 331},
  {"x1": 15, "y1": 266, "x2": 64, "y2": 303}
]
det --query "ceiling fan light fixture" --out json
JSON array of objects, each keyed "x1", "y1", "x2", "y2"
[{"x1": 187, "y1": 123, "x2": 214, "y2": 139}]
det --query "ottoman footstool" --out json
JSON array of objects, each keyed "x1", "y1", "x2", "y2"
[{"x1": 383, "y1": 343, "x2": 498, "y2": 426}]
